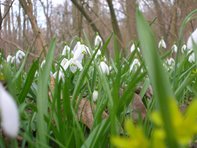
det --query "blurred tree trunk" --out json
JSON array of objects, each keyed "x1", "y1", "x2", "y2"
[
  {"x1": 0, "y1": 1, "x2": 2, "y2": 32},
  {"x1": 71, "y1": 0, "x2": 102, "y2": 39},
  {"x1": 39, "y1": 0, "x2": 52, "y2": 42},
  {"x1": 19, "y1": 0, "x2": 46, "y2": 55},
  {"x1": 126, "y1": 0, "x2": 136, "y2": 41},
  {"x1": 72, "y1": 0, "x2": 83, "y2": 37},
  {"x1": 106, "y1": 0, "x2": 124, "y2": 51},
  {"x1": 152, "y1": 0, "x2": 167, "y2": 40}
]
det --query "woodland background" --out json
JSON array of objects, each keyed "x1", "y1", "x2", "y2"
[{"x1": 0, "y1": 0, "x2": 197, "y2": 57}]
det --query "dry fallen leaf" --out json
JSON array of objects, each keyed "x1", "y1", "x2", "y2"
[
  {"x1": 131, "y1": 93, "x2": 147, "y2": 122},
  {"x1": 77, "y1": 98, "x2": 108, "y2": 129}
]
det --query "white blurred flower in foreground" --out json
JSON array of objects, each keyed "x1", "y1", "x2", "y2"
[
  {"x1": 99, "y1": 61, "x2": 109, "y2": 75},
  {"x1": 15, "y1": 50, "x2": 25, "y2": 64},
  {"x1": 6, "y1": 55, "x2": 12, "y2": 63},
  {"x1": 94, "y1": 34, "x2": 103, "y2": 48},
  {"x1": 188, "y1": 52, "x2": 195, "y2": 63},
  {"x1": 171, "y1": 44, "x2": 178, "y2": 53},
  {"x1": 92, "y1": 90, "x2": 98, "y2": 102},
  {"x1": 0, "y1": 83, "x2": 19, "y2": 138},
  {"x1": 130, "y1": 58, "x2": 141, "y2": 72},
  {"x1": 62, "y1": 45, "x2": 70, "y2": 56},
  {"x1": 130, "y1": 43, "x2": 135, "y2": 53},
  {"x1": 158, "y1": 38, "x2": 166, "y2": 49},
  {"x1": 187, "y1": 28, "x2": 197, "y2": 50},
  {"x1": 11, "y1": 56, "x2": 16, "y2": 64}
]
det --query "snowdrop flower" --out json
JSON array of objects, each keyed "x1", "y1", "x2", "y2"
[
  {"x1": 158, "y1": 38, "x2": 166, "y2": 49},
  {"x1": 6, "y1": 55, "x2": 12, "y2": 63},
  {"x1": 62, "y1": 58, "x2": 83, "y2": 73},
  {"x1": 166, "y1": 58, "x2": 175, "y2": 66},
  {"x1": 187, "y1": 28, "x2": 197, "y2": 50},
  {"x1": 60, "y1": 58, "x2": 68, "y2": 67},
  {"x1": 99, "y1": 61, "x2": 109, "y2": 75},
  {"x1": 73, "y1": 41, "x2": 90, "y2": 63},
  {"x1": 95, "y1": 49, "x2": 102, "y2": 59},
  {"x1": 11, "y1": 56, "x2": 16, "y2": 64},
  {"x1": 62, "y1": 45, "x2": 70, "y2": 56},
  {"x1": 130, "y1": 58, "x2": 141, "y2": 72},
  {"x1": 15, "y1": 50, "x2": 25, "y2": 64},
  {"x1": 171, "y1": 44, "x2": 178, "y2": 53},
  {"x1": 0, "y1": 83, "x2": 19, "y2": 137},
  {"x1": 94, "y1": 34, "x2": 103, "y2": 48},
  {"x1": 130, "y1": 43, "x2": 135, "y2": 53},
  {"x1": 181, "y1": 44, "x2": 187, "y2": 53},
  {"x1": 68, "y1": 58, "x2": 83, "y2": 73},
  {"x1": 188, "y1": 52, "x2": 195, "y2": 63},
  {"x1": 92, "y1": 90, "x2": 98, "y2": 102},
  {"x1": 40, "y1": 60, "x2": 46, "y2": 68},
  {"x1": 53, "y1": 71, "x2": 65, "y2": 81}
]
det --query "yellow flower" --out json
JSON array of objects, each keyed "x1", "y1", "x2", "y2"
[
  {"x1": 111, "y1": 120, "x2": 149, "y2": 148},
  {"x1": 151, "y1": 99, "x2": 197, "y2": 145}
]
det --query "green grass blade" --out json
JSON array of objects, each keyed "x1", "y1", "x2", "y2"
[
  {"x1": 36, "y1": 38, "x2": 56, "y2": 146},
  {"x1": 136, "y1": 9, "x2": 178, "y2": 147},
  {"x1": 18, "y1": 60, "x2": 38, "y2": 103}
]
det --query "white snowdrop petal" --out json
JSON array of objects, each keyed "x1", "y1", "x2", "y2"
[
  {"x1": 171, "y1": 44, "x2": 178, "y2": 53},
  {"x1": 40, "y1": 60, "x2": 46, "y2": 68},
  {"x1": 92, "y1": 90, "x2": 98, "y2": 102},
  {"x1": 7, "y1": 55, "x2": 12, "y2": 63},
  {"x1": 0, "y1": 84, "x2": 19, "y2": 138},
  {"x1": 62, "y1": 45, "x2": 70, "y2": 55},
  {"x1": 158, "y1": 39, "x2": 166, "y2": 49},
  {"x1": 187, "y1": 28, "x2": 197, "y2": 50},
  {"x1": 99, "y1": 61, "x2": 109, "y2": 75},
  {"x1": 130, "y1": 58, "x2": 141, "y2": 72},
  {"x1": 188, "y1": 52, "x2": 195, "y2": 63},
  {"x1": 130, "y1": 43, "x2": 135, "y2": 53},
  {"x1": 94, "y1": 35, "x2": 103, "y2": 47}
]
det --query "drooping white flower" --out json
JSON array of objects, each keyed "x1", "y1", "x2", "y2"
[
  {"x1": 62, "y1": 45, "x2": 70, "y2": 56},
  {"x1": 11, "y1": 56, "x2": 16, "y2": 64},
  {"x1": 188, "y1": 52, "x2": 195, "y2": 63},
  {"x1": 158, "y1": 39, "x2": 167, "y2": 49},
  {"x1": 130, "y1": 43, "x2": 135, "y2": 53},
  {"x1": 94, "y1": 34, "x2": 103, "y2": 48},
  {"x1": 60, "y1": 58, "x2": 68, "y2": 68},
  {"x1": 130, "y1": 58, "x2": 141, "y2": 72},
  {"x1": 181, "y1": 44, "x2": 187, "y2": 53},
  {"x1": 92, "y1": 90, "x2": 98, "y2": 102},
  {"x1": 166, "y1": 58, "x2": 175, "y2": 66},
  {"x1": 62, "y1": 58, "x2": 83, "y2": 73},
  {"x1": 15, "y1": 50, "x2": 25, "y2": 64},
  {"x1": 171, "y1": 44, "x2": 178, "y2": 53},
  {"x1": 73, "y1": 41, "x2": 90, "y2": 63},
  {"x1": 0, "y1": 83, "x2": 19, "y2": 137},
  {"x1": 53, "y1": 71, "x2": 65, "y2": 81},
  {"x1": 95, "y1": 49, "x2": 102, "y2": 59},
  {"x1": 6, "y1": 55, "x2": 12, "y2": 63},
  {"x1": 187, "y1": 28, "x2": 197, "y2": 50},
  {"x1": 99, "y1": 61, "x2": 109, "y2": 75},
  {"x1": 69, "y1": 58, "x2": 83, "y2": 73}
]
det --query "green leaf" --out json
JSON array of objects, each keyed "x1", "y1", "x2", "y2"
[
  {"x1": 18, "y1": 60, "x2": 38, "y2": 103},
  {"x1": 136, "y1": 9, "x2": 178, "y2": 147},
  {"x1": 36, "y1": 38, "x2": 56, "y2": 146}
]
